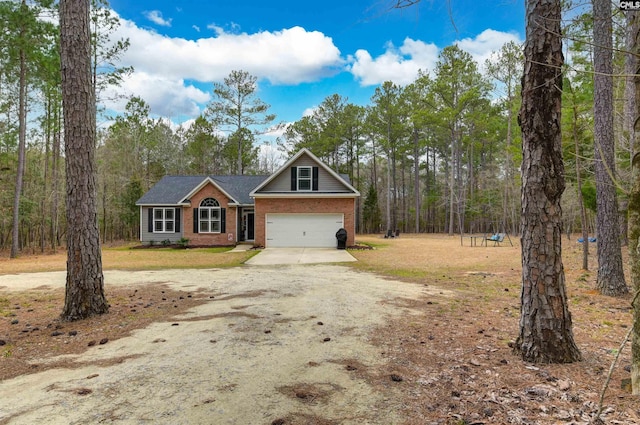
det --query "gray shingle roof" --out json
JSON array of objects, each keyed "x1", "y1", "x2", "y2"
[{"x1": 136, "y1": 175, "x2": 269, "y2": 206}]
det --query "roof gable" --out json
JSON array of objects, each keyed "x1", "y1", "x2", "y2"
[
  {"x1": 182, "y1": 177, "x2": 240, "y2": 205},
  {"x1": 250, "y1": 148, "x2": 359, "y2": 196}
]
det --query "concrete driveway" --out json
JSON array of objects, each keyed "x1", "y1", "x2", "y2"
[{"x1": 244, "y1": 247, "x2": 357, "y2": 265}]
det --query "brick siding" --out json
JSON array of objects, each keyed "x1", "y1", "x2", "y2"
[
  {"x1": 183, "y1": 183, "x2": 237, "y2": 246},
  {"x1": 254, "y1": 197, "x2": 356, "y2": 247}
]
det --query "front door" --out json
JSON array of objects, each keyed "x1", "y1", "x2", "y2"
[{"x1": 242, "y1": 210, "x2": 255, "y2": 241}]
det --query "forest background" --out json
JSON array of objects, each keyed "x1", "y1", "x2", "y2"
[{"x1": 0, "y1": 0, "x2": 624, "y2": 252}]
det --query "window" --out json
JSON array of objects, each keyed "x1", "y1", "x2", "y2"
[
  {"x1": 153, "y1": 208, "x2": 175, "y2": 233},
  {"x1": 297, "y1": 166, "x2": 312, "y2": 191},
  {"x1": 199, "y1": 198, "x2": 221, "y2": 233}
]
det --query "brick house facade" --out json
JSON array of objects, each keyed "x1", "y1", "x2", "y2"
[{"x1": 136, "y1": 149, "x2": 360, "y2": 248}]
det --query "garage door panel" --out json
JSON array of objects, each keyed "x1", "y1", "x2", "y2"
[{"x1": 266, "y1": 214, "x2": 343, "y2": 247}]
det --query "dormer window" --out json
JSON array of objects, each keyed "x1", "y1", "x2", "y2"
[
  {"x1": 297, "y1": 166, "x2": 312, "y2": 191},
  {"x1": 290, "y1": 165, "x2": 318, "y2": 191}
]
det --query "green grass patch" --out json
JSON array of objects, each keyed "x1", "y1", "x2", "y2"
[{"x1": 353, "y1": 240, "x2": 386, "y2": 249}]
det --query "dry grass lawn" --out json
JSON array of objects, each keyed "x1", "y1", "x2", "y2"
[
  {"x1": 0, "y1": 234, "x2": 637, "y2": 424},
  {"x1": 0, "y1": 245, "x2": 257, "y2": 274},
  {"x1": 351, "y1": 234, "x2": 636, "y2": 424}
]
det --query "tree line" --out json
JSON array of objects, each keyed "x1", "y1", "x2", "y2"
[{"x1": 0, "y1": 1, "x2": 633, "y2": 256}]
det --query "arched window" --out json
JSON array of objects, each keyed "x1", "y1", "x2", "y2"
[{"x1": 199, "y1": 198, "x2": 221, "y2": 233}]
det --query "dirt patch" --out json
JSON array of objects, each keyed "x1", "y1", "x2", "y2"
[
  {"x1": 269, "y1": 413, "x2": 340, "y2": 425},
  {"x1": 0, "y1": 265, "x2": 439, "y2": 424},
  {"x1": 278, "y1": 382, "x2": 343, "y2": 404},
  {"x1": 0, "y1": 283, "x2": 208, "y2": 381}
]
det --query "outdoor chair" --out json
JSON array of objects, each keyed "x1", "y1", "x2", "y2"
[{"x1": 485, "y1": 233, "x2": 506, "y2": 246}]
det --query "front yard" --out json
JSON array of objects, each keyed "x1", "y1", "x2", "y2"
[{"x1": 0, "y1": 234, "x2": 636, "y2": 424}]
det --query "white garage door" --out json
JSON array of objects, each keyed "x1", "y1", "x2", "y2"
[{"x1": 266, "y1": 213, "x2": 344, "y2": 248}]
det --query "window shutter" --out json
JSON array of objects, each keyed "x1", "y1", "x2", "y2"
[
  {"x1": 148, "y1": 208, "x2": 153, "y2": 233},
  {"x1": 175, "y1": 208, "x2": 181, "y2": 233},
  {"x1": 193, "y1": 208, "x2": 199, "y2": 233},
  {"x1": 312, "y1": 167, "x2": 319, "y2": 191},
  {"x1": 290, "y1": 167, "x2": 297, "y2": 191},
  {"x1": 221, "y1": 208, "x2": 226, "y2": 233}
]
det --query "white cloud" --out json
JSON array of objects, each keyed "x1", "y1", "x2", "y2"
[
  {"x1": 264, "y1": 124, "x2": 287, "y2": 138},
  {"x1": 348, "y1": 30, "x2": 522, "y2": 87},
  {"x1": 144, "y1": 10, "x2": 172, "y2": 27},
  {"x1": 103, "y1": 14, "x2": 344, "y2": 122},
  {"x1": 302, "y1": 107, "x2": 317, "y2": 117},
  {"x1": 348, "y1": 38, "x2": 439, "y2": 86},
  {"x1": 206, "y1": 23, "x2": 225, "y2": 36},
  {"x1": 103, "y1": 72, "x2": 210, "y2": 119},
  {"x1": 456, "y1": 29, "x2": 522, "y2": 71},
  {"x1": 117, "y1": 21, "x2": 343, "y2": 85}
]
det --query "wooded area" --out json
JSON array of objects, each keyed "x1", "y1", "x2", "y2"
[
  {"x1": 0, "y1": 0, "x2": 637, "y2": 390},
  {"x1": 1, "y1": 1, "x2": 635, "y2": 253}
]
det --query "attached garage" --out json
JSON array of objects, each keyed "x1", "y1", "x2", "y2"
[{"x1": 265, "y1": 213, "x2": 344, "y2": 248}]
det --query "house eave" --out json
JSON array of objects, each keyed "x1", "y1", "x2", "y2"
[
  {"x1": 136, "y1": 203, "x2": 183, "y2": 207},
  {"x1": 251, "y1": 192, "x2": 359, "y2": 199}
]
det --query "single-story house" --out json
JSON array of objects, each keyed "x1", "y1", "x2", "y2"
[{"x1": 135, "y1": 148, "x2": 360, "y2": 248}]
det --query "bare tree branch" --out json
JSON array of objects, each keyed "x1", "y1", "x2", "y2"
[{"x1": 392, "y1": 0, "x2": 421, "y2": 8}]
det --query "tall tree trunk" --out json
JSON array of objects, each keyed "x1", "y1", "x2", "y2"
[
  {"x1": 593, "y1": 0, "x2": 628, "y2": 296},
  {"x1": 356, "y1": 144, "x2": 362, "y2": 233},
  {"x1": 42, "y1": 97, "x2": 52, "y2": 254},
  {"x1": 567, "y1": 80, "x2": 590, "y2": 270},
  {"x1": 385, "y1": 153, "x2": 391, "y2": 233},
  {"x1": 574, "y1": 109, "x2": 589, "y2": 271},
  {"x1": 514, "y1": 0, "x2": 581, "y2": 363},
  {"x1": 627, "y1": 8, "x2": 640, "y2": 397},
  {"x1": 51, "y1": 111, "x2": 61, "y2": 252},
  {"x1": 448, "y1": 132, "x2": 455, "y2": 235},
  {"x1": 11, "y1": 1, "x2": 27, "y2": 259},
  {"x1": 60, "y1": 0, "x2": 108, "y2": 321},
  {"x1": 414, "y1": 129, "x2": 420, "y2": 233},
  {"x1": 503, "y1": 77, "x2": 515, "y2": 235}
]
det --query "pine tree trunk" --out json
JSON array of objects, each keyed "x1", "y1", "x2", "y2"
[
  {"x1": 60, "y1": 0, "x2": 108, "y2": 321},
  {"x1": 414, "y1": 129, "x2": 420, "y2": 233},
  {"x1": 51, "y1": 112, "x2": 60, "y2": 252},
  {"x1": 514, "y1": 0, "x2": 581, "y2": 363},
  {"x1": 448, "y1": 133, "x2": 455, "y2": 235},
  {"x1": 593, "y1": 0, "x2": 628, "y2": 296},
  {"x1": 627, "y1": 8, "x2": 640, "y2": 397},
  {"x1": 10, "y1": 2, "x2": 27, "y2": 259}
]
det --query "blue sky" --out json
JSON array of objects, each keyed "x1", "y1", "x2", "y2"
[{"x1": 102, "y1": 0, "x2": 524, "y2": 130}]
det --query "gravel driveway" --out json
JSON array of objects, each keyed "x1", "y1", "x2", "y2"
[{"x1": 0, "y1": 265, "x2": 445, "y2": 424}]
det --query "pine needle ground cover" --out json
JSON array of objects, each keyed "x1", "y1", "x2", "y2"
[{"x1": 0, "y1": 235, "x2": 636, "y2": 424}]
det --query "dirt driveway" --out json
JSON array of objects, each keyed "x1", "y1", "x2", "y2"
[{"x1": 0, "y1": 265, "x2": 447, "y2": 425}]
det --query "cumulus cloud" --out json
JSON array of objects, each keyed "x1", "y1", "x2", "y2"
[
  {"x1": 103, "y1": 14, "x2": 344, "y2": 120},
  {"x1": 103, "y1": 72, "x2": 210, "y2": 119},
  {"x1": 456, "y1": 29, "x2": 522, "y2": 71},
  {"x1": 348, "y1": 30, "x2": 522, "y2": 87},
  {"x1": 348, "y1": 38, "x2": 439, "y2": 86},
  {"x1": 117, "y1": 21, "x2": 343, "y2": 85},
  {"x1": 144, "y1": 10, "x2": 172, "y2": 27}
]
